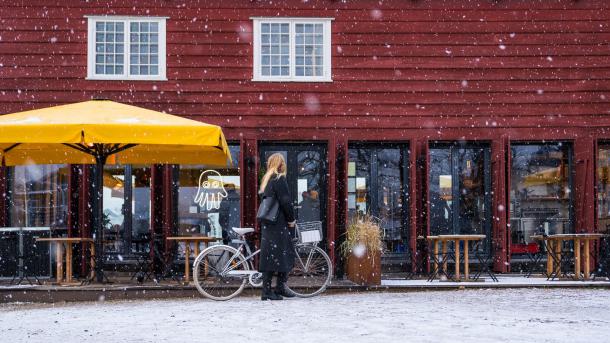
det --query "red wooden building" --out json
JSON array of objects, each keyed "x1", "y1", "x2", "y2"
[{"x1": 1, "y1": 0, "x2": 610, "y2": 278}]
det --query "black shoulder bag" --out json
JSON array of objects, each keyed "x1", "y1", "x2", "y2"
[{"x1": 256, "y1": 194, "x2": 280, "y2": 223}]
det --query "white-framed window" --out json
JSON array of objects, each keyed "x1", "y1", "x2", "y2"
[
  {"x1": 86, "y1": 16, "x2": 167, "y2": 81},
  {"x1": 251, "y1": 17, "x2": 333, "y2": 82}
]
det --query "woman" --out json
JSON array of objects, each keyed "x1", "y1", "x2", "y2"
[{"x1": 258, "y1": 153, "x2": 297, "y2": 301}]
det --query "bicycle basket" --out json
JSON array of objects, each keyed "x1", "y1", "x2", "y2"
[{"x1": 296, "y1": 221, "x2": 323, "y2": 243}]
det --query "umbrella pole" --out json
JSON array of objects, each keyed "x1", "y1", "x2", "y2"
[{"x1": 92, "y1": 156, "x2": 106, "y2": 282}]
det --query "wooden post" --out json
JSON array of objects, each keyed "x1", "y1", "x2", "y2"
[
  {"x1": 184, "y1": 242, "x2": 191, "y2": 282},
  {"x1": 66, "y1": 243, "x2": 73, "y2": 283},
  {"x1": 546, "y1": 240, "x2": 553, "y2": 277},
  {"x1": 89, "y1": 242, "x2": 96, "y2": 280},
  {"x1": 55, "y1": 242, "x2": 64, "y2": 283},
  {"x1": 442, "y1": 240, "x2": 447, "y2": 274},
  {"x1": 574, "y1": 238, "x2": 581, "y2": 280},
  {"x1": 584, "y1": 240, "x2": 591, "y2": 279},
  {"x1": 454, "y1": 239, "x2": 460, "y2": 279},
  {"x1": 554, "y1": 238, "x2": 562, "y2": 277},
  {"x1": 194, "y1": 241, "x2": 200, "y2": 261},
  {"x1": 464, "y1": 240, "x2": 470, "y2": 280},
  {"x1": 433, "y1": 239, "x2": 439, "y2": 275}
]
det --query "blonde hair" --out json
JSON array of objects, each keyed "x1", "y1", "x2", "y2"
[{"x1": 259, "y1": 153, "x2": 287, "y2": 193}]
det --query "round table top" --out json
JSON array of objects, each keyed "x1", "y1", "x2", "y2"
[
  {"x1": 418, "y1": 234, "x2": 486, "y2": 241},
  {"x1": 531, "y1": 233, "x2": 608, "y2": 240},
  {"x1": 36, "y1": 237, "x2": 94, "y2": 242},
  {"x1": 166, "y1": 236, "x2": 221, "y2": 242}
]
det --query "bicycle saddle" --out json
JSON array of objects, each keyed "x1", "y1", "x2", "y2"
[{"x1": 232, "y1": 227, "x2": 255, "y2": 236}]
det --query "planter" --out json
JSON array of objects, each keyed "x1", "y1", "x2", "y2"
[{"x1": 346, "y1": 249, "x2": 381, "y2": 286}]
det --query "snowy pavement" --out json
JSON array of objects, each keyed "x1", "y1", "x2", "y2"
[{"x1": 1, "y1": 289, "x2": 610, "y2": 343}]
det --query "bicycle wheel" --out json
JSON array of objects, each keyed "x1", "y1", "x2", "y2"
[
  {"x1": 286, "y1": 244, "x2": 333, "y2": 297},
  {"x1": 193, "y1": 245, "x2": 249, "y2": 301}
]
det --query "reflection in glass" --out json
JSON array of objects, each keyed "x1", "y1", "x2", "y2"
[
  {"x1": 296, "y1": 150, "x2": 322, "y2": 223},
  {"x1": 598, "y1": 144, "x2": 610, "y2": 233},
  {"x1": 102, "y1": 165, "x2": 151, "y2": 255},
  {"x1": 510, "y1": 143, "x2": 572, "y2": 254},
  {"x1": 348, "y1": 145, "x2": 409, "y2": 271},
  {"x1": 8, "y1": 164, "x2": 68, "y2": 227},
  {"x1": 177, "y1": 145, "x2": 240, "y2": 246},
  {"x1": 429, "y1": 144, "x2": 490, "y2": 237}
]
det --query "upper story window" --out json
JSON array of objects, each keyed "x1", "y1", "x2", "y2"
[
  {"x1": 86, "y1": 16, "x2": 167, "y2": 81},
  {"x1": 252, "y1": 18, "x2": 333, "y2": 82}
]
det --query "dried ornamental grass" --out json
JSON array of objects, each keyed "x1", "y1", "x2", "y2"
[{"x1": 340, "y1": 213, "x2": 384, "y2": 264}]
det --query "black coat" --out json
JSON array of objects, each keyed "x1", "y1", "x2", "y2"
[{"x1": 258, "y1": 175, "x2": 296, "y2": 273}]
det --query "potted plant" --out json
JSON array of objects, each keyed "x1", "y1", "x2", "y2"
[{"x1": 341, "y1": 213, "x2": 383, "y2": 286}]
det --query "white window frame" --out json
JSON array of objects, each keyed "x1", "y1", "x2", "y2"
[
  {"x1": 251, "y1": 17, "x2": 333, "y2": 82},
  {"x1": 86, "y1": 15, "x2": 168, "y2": 81}
]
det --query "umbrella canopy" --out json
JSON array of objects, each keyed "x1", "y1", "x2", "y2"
[
  {"x1": 0, "y1": 100, "x2": 232, "y2": 282},
  {"x1": 0, "y1": 100, "x2": 231, "y2": 166}
]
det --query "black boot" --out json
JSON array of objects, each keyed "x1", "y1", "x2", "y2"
[
  {"x1": 261, "y1": 272, "x2": 282, "y2": 301},
  {"x1": 275, "y1": 272, "x2": 295, "y2": 298}
]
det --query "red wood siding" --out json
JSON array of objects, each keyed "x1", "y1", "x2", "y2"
[{"x1": 0, "y1": 0, "x2": 608, "y2": 137}]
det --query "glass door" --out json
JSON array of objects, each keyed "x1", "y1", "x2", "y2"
[
  {"x1": 102, "y1": 165, "x2": 151, "y2": 257},
  {"x1": 259, "y1": 143, "x2": 327, "y2": 242},
  {"x1": 429, "y1": 142, "x2": 492, "y2": 251},
  {"x1": 348, "y1": 144, "x2": 410, "y2": 273}
]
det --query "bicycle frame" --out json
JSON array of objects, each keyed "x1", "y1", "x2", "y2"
[{"x1": 218, "y1": 238, "x2": 261, "y2": 278}]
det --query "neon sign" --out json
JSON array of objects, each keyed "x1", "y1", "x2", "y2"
[{"x1": 193, "y1": 170, "x2": 228, "y2": 210}]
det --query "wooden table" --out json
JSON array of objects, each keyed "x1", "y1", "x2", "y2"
[
  {"x1": 531, "y1": 233, "x2": 607, "y2": 280},
  {"x1": 166, "y1": 236, "x2": 221, "y2": 282},
  {"x1": 36, "y1": 237, "x2": 95, "y2": 284},
  {"x1": 423, "y1": 234, "x2": 487, "y2": 280}
]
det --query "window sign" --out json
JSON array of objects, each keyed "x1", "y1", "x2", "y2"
[{"x1": 194, "y1": 170, "x2": 228, "y2": 211}]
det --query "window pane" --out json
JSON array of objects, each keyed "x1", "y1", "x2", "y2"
[
  {"x1": 127, "y1": 21, "x2": 160, "y2": 76},
  {"x1": 8, "y1": 165, "x2": 68, "y2": 227},
  {"x1": 510, "y1": 143, "x2": 572, "y2": 254},
  {"x1": 94, "y1": 21, "x2": 125, "y2": 75},
  {"x1": 347, "y1": 146, "x2": 410, "y2": 272},
  {"x1": 177, "y1": 146, "x2": 241, "y2": 244},
  {"x1": 294, "y1": 22, "x2": 325, "y2": 77},
  {"x1": 598, "y1": 145, "x2": 610, "y2": 233},
  {"x1": 259, "y1": 22, "x2": 290, "y2": 76}
]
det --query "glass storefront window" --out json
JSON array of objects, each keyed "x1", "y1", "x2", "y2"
[
  {"x1": 102, "y1": 165, "x2": 151, "y2": 255},
  {"x1": 597, "y1": 144, "x2": 610, "y2": 233},
  {"x1": 177, "y1": 145, "x2": 240, "y2": 244},
  {"x1": 348, "y1": 144, "x2": 409, "y2": 272},
  {"x1": 429, "y1": 143, "x2": 491, "y2": 238},
  {"x1": 8, "y1": 164, "x2": 68, "y2": 228},
  {"x1": 510, "y1": 143, "x2": 573, "y2": 254}
]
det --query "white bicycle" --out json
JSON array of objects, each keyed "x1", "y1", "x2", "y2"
[{"x1": 193, "y1": 221, "x2": 332, "y2": 301}]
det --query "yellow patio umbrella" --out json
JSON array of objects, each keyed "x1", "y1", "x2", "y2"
[{"x1": 0, "y1": 100, "x2": 232, "y2": 281}]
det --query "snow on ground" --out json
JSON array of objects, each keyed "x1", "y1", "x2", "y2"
[{"x1": 1, "y1": 289, "x2": 610, "y2": 343}]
